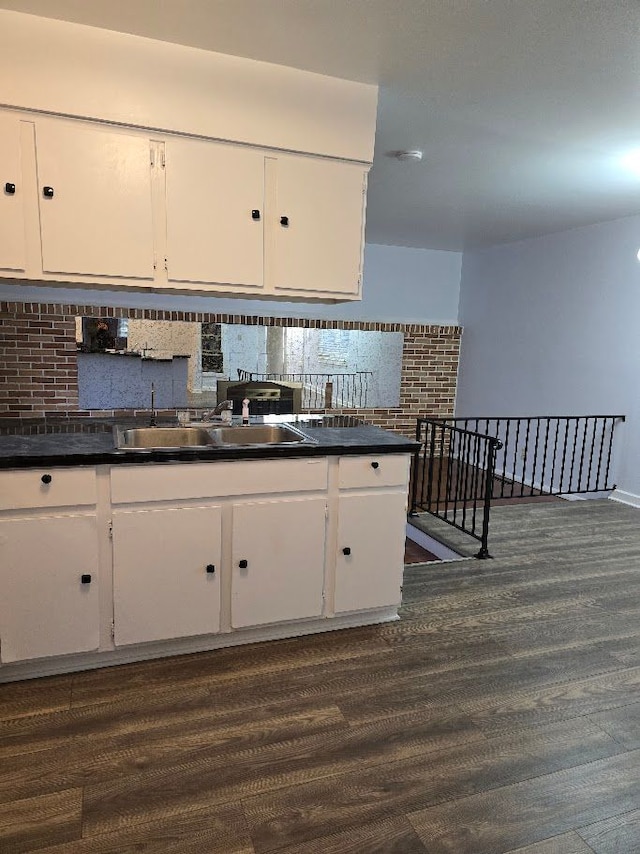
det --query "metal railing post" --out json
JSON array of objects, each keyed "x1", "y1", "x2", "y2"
[
  {"x1": 409, "y1": 418, "x2": 423, "y2": 516},
  {"x1": 476, "y1": 437, "x2": 502, "y2": 559}
]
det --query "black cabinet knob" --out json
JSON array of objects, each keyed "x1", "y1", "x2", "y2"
[
  {"x1": 280, "y1": 215, "x2": 289, "y2": 227},
  {"x1": 41, "y1": 473, "x2": 52, "y2": 484},
  {"x1": 81, "y1": 574, "x2": 92, "y2": 584},
  {"x1": 371, "y1": 461, "x2": 380, "y2": 469},
  {"x1": 4, "y1": 182, "x2": 15, "y2": 195},
  {"x1": 238, "y1": 559, "x2": 248, "y2": 569},
  {"x1": 342, "y1": 547, "x2": 351, "y2": 556},
  {"x1": 43, "y1": 186, "x2": 54, "y2": 198},
  {"x1": 206, "y1": 564, "x2": 216, "y2": 574},
  {"x1": 251, "y1": 209, "x2": 261, "y2": 220}
]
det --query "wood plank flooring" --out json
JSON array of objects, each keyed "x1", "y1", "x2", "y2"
[
  {"x1": 410, "y1": 455, "x2": 563, "y2": 515},
  {"x1": 404, "y1": 537, "x2": 440, "y2": 564},
  {"x1": 2, "y1": 499, "x2": 640, "y2": 853}
]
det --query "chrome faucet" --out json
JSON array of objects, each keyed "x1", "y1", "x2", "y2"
[
  {"x1": 201, "y1": 400, "x2": 233, "y2": 422},
  {"x1": 149, "y1": 382, "x2": 157, "y2": 427},
  {"x1": 214, "y1": 399, "x2": 233, "y2": 416}
]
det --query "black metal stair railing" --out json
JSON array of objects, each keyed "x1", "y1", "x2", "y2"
[
  {"x1": 410, "y1": 418, "x2": 503, "y2": 559},
  {"x1": 411, "y1": 414, "x2": 626, "y2": 559},
  {"x1": 236, "y1": 369, "x2": 373, "y2": 409},
  {"x1": 440, "y1": 415, "x2": 625, "y2": 499}
]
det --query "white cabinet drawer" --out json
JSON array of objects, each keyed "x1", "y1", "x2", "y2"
[
  {"x1": 110, "y1": 458, "x2": 329, "y2": 504},
  {"x1": 0, "y1": 467, "x2": 97, "y2": 511},
  {"x1": 338, "y1": 454, "x2": 410, "y2": 490}
]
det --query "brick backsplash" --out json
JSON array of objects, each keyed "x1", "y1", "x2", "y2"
[{"x1": 0, "y1": 302, "x2": 461, "y2": 438}]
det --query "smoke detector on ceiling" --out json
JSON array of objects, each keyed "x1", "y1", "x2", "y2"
[{"x1": 393, "y1": 150, "x2": 423, "y2": 162}]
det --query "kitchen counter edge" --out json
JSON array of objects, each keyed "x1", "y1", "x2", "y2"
[{"x1": 0, "y1": 427, "x2": 419, "y2": 469}]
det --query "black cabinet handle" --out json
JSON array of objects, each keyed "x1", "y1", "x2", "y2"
[
  {"x1": 41, "y1": 473, "x2": 52, "y2": 484},
  {"x1": 280, "y1": 215, "x2": 289, "y2": 227},
  {"x1": 239, "y1": 559, "x2": 248, "y2": 569},
  {"x1": 206, "y1": 564, "x2": 216, "y2": 574},
  {"x1": 371, "y1": 461, "x2": 380, "y2": 469},
  {"x1": 43, "y1": 186, "x2": 54, "y2": 198},
  {"x1": 4, "y1": 182, "x2": 15, "y2": 195},
  {"x1": 342, "y1": 547, "x2": 351, "y2": 556},
  {"x1": 251, "y1": 209, "x2": 261, "y2": 220},
  {"x1": 81, "y1": 574, "x2": 92, "y2": 584}
]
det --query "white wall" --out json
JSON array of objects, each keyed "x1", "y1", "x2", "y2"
[
  {"x1": 456, "y1": 215, "x2": 640, "y2": 503},
  {"x1": 0, "y1": 243, "x2": 462, "y2": 325}
]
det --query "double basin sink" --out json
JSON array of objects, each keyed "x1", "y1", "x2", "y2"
[{"x1": 114, "y1": 423, "x2": 313, "y2": 450}]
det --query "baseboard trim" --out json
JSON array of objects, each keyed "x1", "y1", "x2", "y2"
[
  {"x1": 497, "y1": 465, "x2": 609, "y2": 502},
  {"x1": 559, "y1": 490, "x2": 611, "y2": 501},
  {"x1": 0, "y1": 607, "x2": 400, "y2": 684},
  {"x1": 609, "y1": 489, "x2": 640, "y2": 509}
]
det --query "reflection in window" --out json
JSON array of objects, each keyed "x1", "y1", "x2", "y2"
[
  {"x1": 317, "y1": 330, "x2": 349, "y2": 366},
  {"x1": 201, "y1": 322, "x2": 223, "y2": 373},
  {"x1": 74, "y1": 316, "x2": 404, "y2": 409}
]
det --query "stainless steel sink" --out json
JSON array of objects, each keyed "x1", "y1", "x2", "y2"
[
  {"x1": 115, "y1": 426, "x2": 217, "y2": 449},
  {"x1": 114, "y1": 422, "x2": 312, "y2": 449},
  {"x1": 208, "y1": 424, "x2": 310, "y2": 446}
]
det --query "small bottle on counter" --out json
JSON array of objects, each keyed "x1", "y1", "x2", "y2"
[{"x1": 242, "y1": 398, "x2": 250, "y2": 425}]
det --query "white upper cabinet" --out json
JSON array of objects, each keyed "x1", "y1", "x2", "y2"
[
  {"x1": 35, "y1": 121, "x2": 155, "y2": 279},
  {"x1": 163, "y1": 138, "x2": 368, "y2": 299},
  {"x1": 165, "y1": 138, "x2": 265, "y2": 289},
  {"x1": 0, "y1": 13, "x2": 377, "y2": 301},
  {"x1": 0, "y1": 114, "x2": 26, "y2": 272},
  {"x1": 270, "y1": 156, "x2": 368, "y2": 299},
  {"x1": 0, "y1": 109, "x2": 369, "y2": 301}
]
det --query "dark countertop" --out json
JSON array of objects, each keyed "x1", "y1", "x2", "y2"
[{"x1": 0, "y1": 416, "x2": 419, "y2": 469}]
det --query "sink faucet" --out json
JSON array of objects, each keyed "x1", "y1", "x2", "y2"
[
  {"x1": 149, "y1": 382, "x2": 157, "y2": 427},
  {"x1": 214, "y1": 399, "x2": 233, "y2": 417},
  {"x1": 201, "y1": 400, "x2": 233, "y2": 422}
]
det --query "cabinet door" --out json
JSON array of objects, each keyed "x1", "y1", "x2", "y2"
[
  {"x1": 112, "y1": 505, "x2": 222, "y2": 646},
  {"x1": 165, "y1": 138, "x2": 264, "y2": 288},
  {"x1": 0, "y1": 114, "x2": 26, "y2": 272},
  {"x1": 231, "y1": 497, "x2": 326, "y2": 628},
  {"x1": 0, "y1": 514, "x2": 99, "y2": 663},
  {"x1": 35, "y1": 121, "x2": 155, "y2": 279},
  {"x1": 271, "y1": 156, "x2": 367, "y2": 298},
  {"x1": 335, "y1": 491, "x2": 407, "y2": 613}
]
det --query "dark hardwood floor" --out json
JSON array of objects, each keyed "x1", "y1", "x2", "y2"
[
  {"x1": 410, "y1": 456, "x2": 563, "y2": 514},
  {"x1": 2, "y1": 499, "x2": 640, "y2": 853},
  {"x1": 404, "y1": 537, "x2": 440, "y2": 564}
]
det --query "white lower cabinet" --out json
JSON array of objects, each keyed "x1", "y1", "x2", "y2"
[
  {"x1": 231, "y1": 497, "x2": 326, "y2": 628},
  {"x1": 112, "y1": 505, "x2": 222, "y2": 646},
  {"x1": 334, "y1": 453, "x2": 410, "y2": 614},
  {"x1": 334, "y1": 491, "x2": 407, "y2": 613},
  {"x1": 0, "y1": 513, "x2": 99, "y2": 663},
  {"x1": 0, "y1": 452, "x2": 411, "y2": 677}
]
